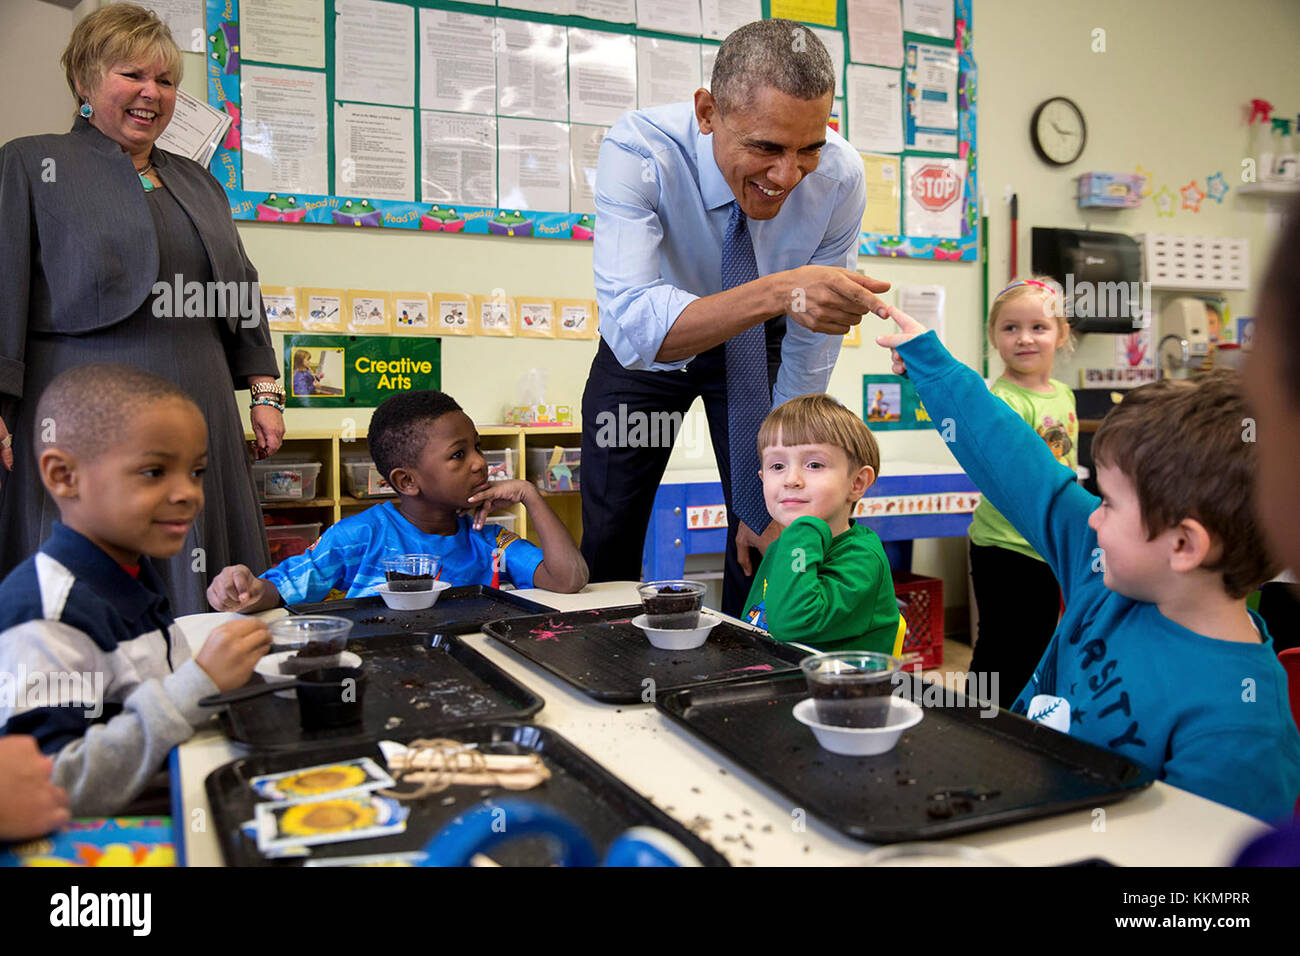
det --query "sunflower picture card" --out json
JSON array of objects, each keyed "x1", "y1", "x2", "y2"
[
  {"x1": 255, "y1": 793, "x2": 409, "y2": 853},
  {"x1": 250, "y1": 758, "x2": 394, "y2": 804}
]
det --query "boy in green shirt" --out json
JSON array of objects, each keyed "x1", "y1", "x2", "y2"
[{"x1": 742, "y1": 394, "x2": 900, "y2": 653}]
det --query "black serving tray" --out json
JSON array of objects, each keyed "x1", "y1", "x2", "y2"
[
  {"x1": 287, "y1": 585, "x2": 554, "y2": 638},
  {"x1": 220, "y1": 632, "x2": 542, "y2": 750},
  {"x1": 482, "y1": 605, "x2": 806, "y2": 704},
  {"x1": 205, "y1": 723, "x2": 729, "y2": 866},
  {"x1": 656, "y1": 671, "x2": 1155, "y2": 844}
]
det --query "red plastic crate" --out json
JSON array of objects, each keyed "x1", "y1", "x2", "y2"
[{"x1": 894, "y1": 571, "x2": 944, "y2": 670}]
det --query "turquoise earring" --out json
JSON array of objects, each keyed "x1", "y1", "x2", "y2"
[{"x1": 79, "y1": 102, "x2": 93, "y2": 118}]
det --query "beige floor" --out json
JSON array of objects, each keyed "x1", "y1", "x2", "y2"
[{"x1": 918, "y1": 637, "x2": 973, "y2": 691}]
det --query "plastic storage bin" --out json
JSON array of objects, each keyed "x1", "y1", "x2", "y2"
[
  {"x1": 527, "y1": 446, "x2": 581, "y2": 492},
  {"x1": 264, "y1": 522, "x2": 322, "y2": 562},
  {"x1": 483, "y1": 448, "x2": 514, "y2": 482},
  {"x1": 483, "y1": 513, "x2": 517, "y2": 533},
  {"x1": 893, "y1": 571, "x2": 944, "y2": 670},
  {"x1": 251, "y1": 455, "x2": 322, "y2": 502},
  {"x1": 342, "y1": 458, "x2": 396, "y2": 498}
]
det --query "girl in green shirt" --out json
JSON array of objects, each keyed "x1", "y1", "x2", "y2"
[{"x1": 967, "y1": 278, "x2": 1078, "y2": 707}]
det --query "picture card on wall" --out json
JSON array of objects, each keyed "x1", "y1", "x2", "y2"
[
  {"x1": 474, "y1": 294, "x2": 517, "y2": 336},
  {"x1": 261, "y1": 285, "x2": 301, "y2": 331},
  {"x1": 555, "y1": 298, "x2": 598, "y2": 339},
  {"x1": 348, "y1": 290, "x2": 393, "y2": 334},
  {"x1": 433, "y1": 293, "x2": 474, "y2": 335},
  {"x1": 518, "y1": 297, "x2": 558, "y2": 338},
  {"x1": 393, "y1": 292, "x2": 433, "y2": 334},
  {"x1": 300, "y1": 289, "x2": 345, "y2": 332}
]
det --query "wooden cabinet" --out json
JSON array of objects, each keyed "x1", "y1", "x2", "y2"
[{"x1": 250, "y1": 425, "x2": 583, "y2": 548}]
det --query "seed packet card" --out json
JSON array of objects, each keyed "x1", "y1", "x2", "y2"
[
  {"x1": 303, "y1": 852, "x2": 429, "y2": 867},
  {"x1": 250, "y1": 758, "x2": 395, "y2": 803},
  {"x1": 255, "y1": 793, "x2": 409, "y2": 853}
]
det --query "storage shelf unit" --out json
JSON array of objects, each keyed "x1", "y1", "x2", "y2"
[{"x1": 250, "y1": 425, "x2": 583, "y2": 548}]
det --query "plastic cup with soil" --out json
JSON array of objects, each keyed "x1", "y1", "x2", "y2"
[
  {"x1": 637, "y1": 580, "x2": 707, "y2": 629},
  {"x1": 800, "y1": 651, "x2": 904, "y2": 728},
  {"x1": 382, "y1": 554, "x2": 440, "y2": 592},
  {"x1": 269, "y1": 616, "x2": 354, "y2": 674}
]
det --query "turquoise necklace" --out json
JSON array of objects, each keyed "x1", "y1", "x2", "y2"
[{"x1": 137, "y1": 161, "x2": 155, "y2": 192}]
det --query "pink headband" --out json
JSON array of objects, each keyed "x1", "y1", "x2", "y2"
[{"x1": 997, "y1": 279, "x2": 1058, "y2": 298}]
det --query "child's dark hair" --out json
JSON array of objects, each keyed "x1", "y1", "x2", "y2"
[
  {"x1": 368, "y1": 390, "x2": 463, "y2": 482},
  {"x1": 34, "y1": 364, "x2": 197, "y2": 458},
  {"x1": 1091, "y1": 369, "x2": 1274, "y2": 598},
  {"x1": 758, "y1": 394, "x2": 881, "y2": 474}
]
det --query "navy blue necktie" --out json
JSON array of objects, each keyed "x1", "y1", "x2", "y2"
[{"x1": 721, "y1": 203, "x2": 771, "y2": 534}]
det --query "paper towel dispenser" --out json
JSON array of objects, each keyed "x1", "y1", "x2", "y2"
[{"x1": 1031, "y1": 227, "x2": 1144, "y2": 333}]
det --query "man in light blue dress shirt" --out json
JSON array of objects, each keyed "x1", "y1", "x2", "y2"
[{"x1": 581, "y1": 20, "x2": 890, "y2": 616}]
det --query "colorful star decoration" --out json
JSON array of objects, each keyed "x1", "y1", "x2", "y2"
[
  {"x1": 1153, "y1": 185, "x2": 1176, "y2": 217},
  {"x1": 1135, "y1": 165, "x2": 1153, "y2": 197},
  {"x1": 1181, "y1": 180, "x2": 1206, "y2": 213},
  {"x1": 1206, "y1": 172, "x2": 1229, "y2": 203}
]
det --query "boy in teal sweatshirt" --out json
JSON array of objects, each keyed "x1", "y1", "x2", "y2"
[
  {"x1": 742, "y1": 394, "x2": 900, "y2": 653},
  {"x1": 876, "y1": 309, "x2": 1300, "y2": 823}
]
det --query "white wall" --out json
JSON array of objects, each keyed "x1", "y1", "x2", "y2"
[{"x1": 5, "y1": 0, "x2": 1299, "y2": 607}]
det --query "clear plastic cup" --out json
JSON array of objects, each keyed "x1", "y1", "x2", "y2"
[
  {"x1": 268, "y1": 615, "x2": 354, "y2": 660},
  {"x1": 636, "y1": 580, "x2": 707, "y2": 629},
  {"x1": 800, "y1": 651, "x2": 904, "y2": 728},
  {"x1": 381, "y1": 554, "x2": 440, "y2": 592}
]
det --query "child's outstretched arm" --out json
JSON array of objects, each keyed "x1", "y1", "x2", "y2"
[
  {"x1": 876, "y1": 307, "x2": 1099, "y2": 593},
  {"x1": 466, "y1": 480, "x2": 588, "y2": 593}
]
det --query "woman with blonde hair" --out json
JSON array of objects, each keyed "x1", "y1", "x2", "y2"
[{"x1": 0, "y1": 3, "x2": 285, "y2": 613}]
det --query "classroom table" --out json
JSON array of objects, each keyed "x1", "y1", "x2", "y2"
[{"x1": 171, "y1": 583, "x2": 1271, "y2": 867}]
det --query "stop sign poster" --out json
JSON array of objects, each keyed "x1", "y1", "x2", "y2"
[{"x1": 904, "y1": 157, "x2": 967, "y2": 238}]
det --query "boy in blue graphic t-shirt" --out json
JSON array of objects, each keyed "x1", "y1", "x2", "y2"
[{"x1": 208, "y1": 391, "x2": 588, "y2": 609}]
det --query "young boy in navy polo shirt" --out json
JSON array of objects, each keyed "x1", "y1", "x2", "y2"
[
  {"x1": 207, "y1": 389, "x2": 588, "y2": 611},
  {"x1": 0, "y1": 365, "x2": 270, "y2": 817}
]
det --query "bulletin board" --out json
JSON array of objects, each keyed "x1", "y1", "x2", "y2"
[{"x1": 204, "y1": 0, "x2": 976, "y2": 261}]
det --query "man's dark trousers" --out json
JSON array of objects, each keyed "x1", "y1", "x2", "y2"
[{"x1": 580, "y1": 319, "x2": 785, "y2": 618}]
